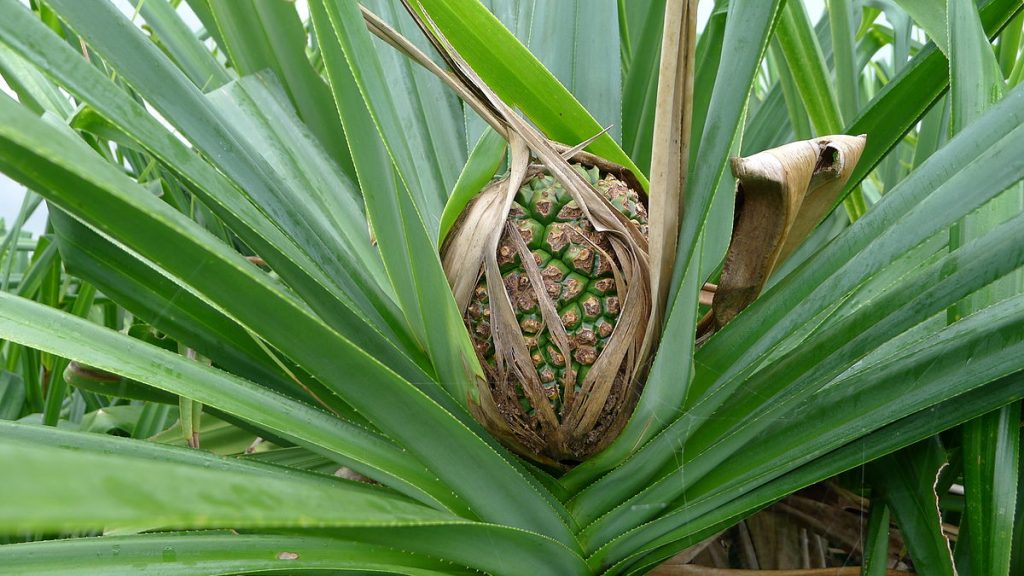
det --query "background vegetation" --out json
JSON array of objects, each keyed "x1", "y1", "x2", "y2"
[{"x1": 0, "y1": 0, "x2": 1022, "y2": 573}]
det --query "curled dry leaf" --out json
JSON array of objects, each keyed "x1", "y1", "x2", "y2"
[{"x1": 702, "y1": 135, "x2": 866, "y2": 336}]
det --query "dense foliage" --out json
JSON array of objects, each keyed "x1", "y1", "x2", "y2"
[{"x1": 0, "y1": 0, "x2": 1022, "y2": 573}]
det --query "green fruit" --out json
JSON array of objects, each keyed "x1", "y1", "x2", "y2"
[{"x1": 464, "y1": 164, "x2": 648, "y2": 423}]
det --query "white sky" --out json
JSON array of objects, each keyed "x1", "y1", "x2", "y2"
[{"x1": 0, "y1": 0, "x2": 828, "y2": 236}]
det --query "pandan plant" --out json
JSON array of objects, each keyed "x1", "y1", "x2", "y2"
[{"x1": 0, "y1": 0, "x2": 1022, "y2": 574}]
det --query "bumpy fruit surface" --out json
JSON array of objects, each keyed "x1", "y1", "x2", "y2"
[{"x1": 464, "y1": 165, "x2": 647, "y2": 419}]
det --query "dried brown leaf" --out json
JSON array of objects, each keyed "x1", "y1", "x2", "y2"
[{"x1": 707, "y1": 135, "x2": 866, "y2": 333}]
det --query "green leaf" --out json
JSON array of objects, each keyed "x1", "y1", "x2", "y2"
[
  {"x1": 202, "y1": 0, "x2": 354, "y2": 179},
  {"x1": 414, "y1": 0, "x2": 644, "y2": 184},
  {"x1": 0, "y1": 0, "x2": 427, "y2": 374},
  {"x1": 616, "y1": 371, "x2": 1024, "y2": 574},
  {"x1": 947, "y1": 4, "x2": 1022, "y2": 574},
  {"x1": 312, "y1": 0, "x2": 448, "y2": 235},
  {"x1": 151, "y1": 412, "x2": 256, "y2": 455},
  {"x1": 893, "y1": 0, "x2": 950, "y2": 54},
  {"x1": 62, "y1": 359, "x2": 177, "y2": 405},
  {"x1": 519, "y1": 0, "x2": 623, "y2": 143},
  {"x1": 438, "y1": 127, "x2": 507, "y2": 244},
  {"x1": 947, "y1": 0, "x2": 1018, "y2": 318},
  {"x1": 204, "y1": 73, "x2": 387, "y2": 290},
  {"x1": 42, "y1": 281, "x2": 95, "y2": 426},
  {"x1": 361, "y1": 0, "x2": 468, "y2": 205},
  {"x1": 0, "y1": 42, "x2": 72, "y2": 118},
  {"x1": 579, "y1": 196, "x2": 1024, "y2": 553},
  {"x1": 621, "y1": 0, "x2": 667, "y2": 174},
  {"x1": 0, "y1": 371, "x2": 24, "y2": 420},
  {"x1": 182, "y1": 0, "x2": 224, "y2": 52},
  {"x1": 999, "y1": 10, "x2": 1024, "y2": 77},
  {"x1": 843, "y1": 0, "x2": 1024, "y2": 202},
  {"x1": 137, "y1": 0, "x2": 231, "y2": 91},
  {"x1": 775, "y1": 0, "x2": 843, "y2": 134},
  {"x1": 246, "y1": 446, "x2": 338, "y2": 474},
  {"x1": 868, "y1": 439, "x2": 955, "y2": 576},
  {"x1": 756, "y1": 45, "x2": 804, "y2": 145},
  {"x1": 1, "y1": 422, "x2": 329, "y2": 490},
  {"x1": 133, "y1": 402, "x2": 175, "y2": 440},
  {"x1": 688, "y1": 0, "x2": 728, "y2": 150},
  {"x1": 689, "y1": 78, "x2": 1024, "y2": 454},
  {"x1": 861, "y1": 499, "x2": 892, "y2": 576},
  {"x1": 322, "y1": 525, "x2": 589, "y2": 576},
  {"x1": 1012, "y1": 428, "x2": 1024, "y2": 574},
  {"x1": 50, "y1": 210, "x2": 357, "y2": 421},
  {"x1": 912, "y1": 94, "x2": 949, "y2": 168},
  {"x1": 962, "y1": 404, "x2": 1022, "y2": 576},
  {"x1": 0, "y1": 189, "x2": 44, "y2": 294},
  {"x1": 0, "y1": 293, "x2": 455, "y2": 512},
  {"x1": 949, "y1": 0, "x2": 1005, "y2": 134},
  {"x1": 10, "y1": 233, "x2": 58, "y2": 303},
  {"x1": 596, "y1": 293, "x2": 1024, "y2": 570},
  {"x1": 0, "y1": 428, "x2": 587, "y2": 575},
  {"x1": 676, "y1": 0, "x2": 783, "y2": 257},
  {"x1": 827, "y1": 0, "x2": 861, "y2": 122},
  {"x1": 76, "y1": 404, "x2": 148, "y2": 436},
  {"x1": 310, "y1": 0, "x2": 484, "y2": 414},
  {"x1": 0, "y1": 93, "x2": 573, "y2": 546},
  {"x1": 0, "y1": 533, "x2": 459, "y2": 576},
  {"x1": 0, "y1": 425, "x2": 454, "y2": 532}
]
